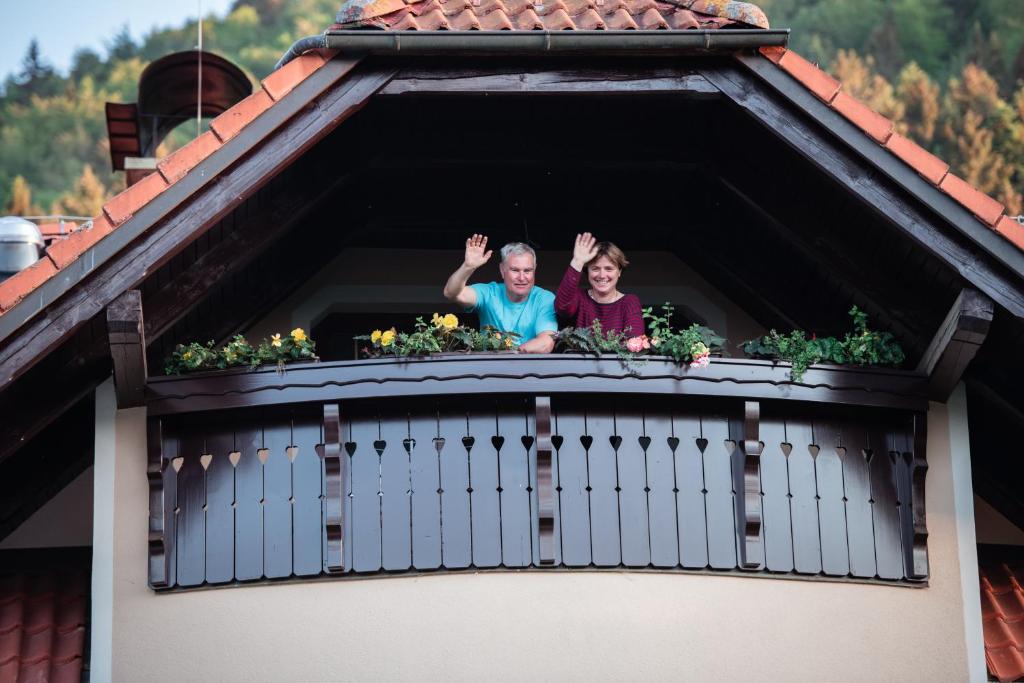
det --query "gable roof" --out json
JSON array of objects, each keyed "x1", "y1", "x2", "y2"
[{"x1": 1, "y1": 21, "x2": 1023, "y2": 378}]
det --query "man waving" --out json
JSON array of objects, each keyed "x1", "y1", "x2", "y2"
[{"x1": 443, "y1": 234, "x2": 557, "y2": 353}]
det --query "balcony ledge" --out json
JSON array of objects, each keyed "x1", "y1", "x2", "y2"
[{"x1": 146, "y1": 353, "x2": 927, "y2": 416}]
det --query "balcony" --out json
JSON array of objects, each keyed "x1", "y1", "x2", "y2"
[{"x1": 144, "y1": 354, "x2": 929, "y2": 589}]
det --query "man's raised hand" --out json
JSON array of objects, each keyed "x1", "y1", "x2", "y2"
[
  {"x1": 464, "y1": 234, "x2": 493, "y2": 269},
  {"x1": 571, "y1": 232, "x2": 599, "y2": 270}
]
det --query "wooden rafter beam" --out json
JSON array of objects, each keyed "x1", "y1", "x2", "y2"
[
  {"x1": 916, "y1": 288, "x2": 994, "y2": 401},
  {"x1": 107, "y1": 290, "x2": 147, "y2": 409}
]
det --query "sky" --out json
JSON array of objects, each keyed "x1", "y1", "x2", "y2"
[{"x1": 0, "y1": 0, "x2": 235, "y2": 80}]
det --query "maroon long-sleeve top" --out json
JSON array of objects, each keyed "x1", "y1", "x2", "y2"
[{"x1": 555, "y1": 266, "x2": 645, "y2": 336}]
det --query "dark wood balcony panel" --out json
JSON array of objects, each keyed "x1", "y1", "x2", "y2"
[
  {"x1": 146, "y1": 355, "x2": 928, "y2": 417},
  {"x1": 148, "y1": 394, "x2": 927, "y2": 589}
]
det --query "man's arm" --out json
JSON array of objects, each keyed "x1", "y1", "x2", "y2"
[
  {"x1": 443, "y1": 234, "x2": 492, "y2": 308},
  {"x1": 517, "y1": 331, "x2": 555, "y2": 354},
  {"x1": 517, "y1": 291, "x2": 558, "y2": 354}
]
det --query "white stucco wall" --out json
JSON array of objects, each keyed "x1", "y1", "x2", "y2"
[{"x1": 94, "y1": 387, "x2": 979, "y2": 682}]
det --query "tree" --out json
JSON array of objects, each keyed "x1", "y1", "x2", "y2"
[
  {"x1": 5, "y1": 176, "x2": 41, "y2": 216},
  {"x1": 3, "y1": 40, "x2": 62, "y2": 105},
  {"x1": 830, "y1": 50, "x2": 905, "y2": 128},
  {"x1": 897, "y1": 62, "x2": 941, "y2": 144},
  {"x1": 50, "y1": 165, "x2": 108, "y2": 218},
  {"x1": 864, "y1": 11, "x2": 904, "y2": 80}
]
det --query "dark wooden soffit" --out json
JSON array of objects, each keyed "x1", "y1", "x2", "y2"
[
  {"x1": 0, "y1": 60, "x2": 396, "y2": 396},
  {"x1": 916, "y1": 288, "x2": 994, "y2": 401},
  {"x1": 146, "y1": 354, "x2": 928, "y2": 416},
  {"x1": 729, "y1": 55, "x2": 1024, "y2": 317}
]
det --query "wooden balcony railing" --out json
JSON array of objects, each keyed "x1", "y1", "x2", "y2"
[{"x1": 145, "y1": 355, "x2": 929, "y2": 590}]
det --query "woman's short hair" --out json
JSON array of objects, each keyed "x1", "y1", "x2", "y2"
[
  {"x1": 500, "y1": 242, "x2": 537, "y2": 263},
  {"x1": 586, "y1": 241, "x2": 629, "y2": 270}
]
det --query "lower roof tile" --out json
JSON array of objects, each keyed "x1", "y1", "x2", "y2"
[
  {"x1": 940, "y1": 172, "x2": 1005, "y2": 226},
  {"x1": 0, "y1": 256, "x2": 57, "y2": 313}
]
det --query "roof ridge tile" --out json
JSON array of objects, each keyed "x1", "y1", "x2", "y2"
[
  {"x1": 831, "y1": 91, "x2": 894, "y2": 144},
  {"x1": 210, "y1": 89, "x2": 275, "y2": 143},
  {"x1": 261, "y1": 50, "x2": 330, "y2": 102},
  {"x1": 940, "y1": 172, "x2": 1005, "y2": 226},
  {"x1": 0, "y1": 254, "x2": 57, "y2": 312},
  {"x1": 776, "y1": 50, "x2": 840, "y2": 103}
]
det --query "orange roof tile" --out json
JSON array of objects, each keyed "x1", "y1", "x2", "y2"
[{"x1": 981, "y1": 557, "x2": 1024, "y2": 682}]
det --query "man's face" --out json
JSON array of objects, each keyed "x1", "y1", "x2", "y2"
[{"x1": 499, "y1": 252, "x2": 536, "y2": 300}]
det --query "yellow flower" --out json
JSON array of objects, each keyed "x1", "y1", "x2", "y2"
[
  {"x1": 381, "y1": 329, "x2": 396, "y2": 347},
  {"x1": 371, "y1": 330, "x2": 382, "y2": 344},
  {"x1": 431, "y1": 313, "x2": 444, "y2": 328},
  {"x1": 182, "y1": 350, "x2": 193, "y2": 360},
  {"x1": 504, "y1": 337, "x2": 514, "y2": 349},
  {"x1": 291, "y1": 328, "x2": 307, "y2": 342},
  {"x1": 442, "y1": 314, "x2": 458, "y2": 331},
  {"x1": 271, "y1": 333, "x2": 282, "y2": 348}
]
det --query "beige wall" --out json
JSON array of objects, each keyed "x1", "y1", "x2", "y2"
[
  {"x1": 246, "y1": 247, "x2": 765, "y2": 349},
  {"x1": 99, "y1": 394, "x2": 976, "y2": 682}
]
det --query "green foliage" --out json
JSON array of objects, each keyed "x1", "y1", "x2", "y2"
[
  {"x1": 741, "y1": 306, "x2": 905, "y2": 381},
  {"x1": 555, "y1": 320, "x2": 635, "y2": 366},
  {"x1": 164, "y1": 329, "x2": 318, "y2": 375},
  {"x1": 643, "y1": 304, "x2": 725, "y2": 365},
  {"x1": 356, "y1": 313, "x2": 520, "y2": 358}
]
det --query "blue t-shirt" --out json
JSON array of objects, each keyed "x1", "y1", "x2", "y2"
[{"x1": 469, "y1": 282, "x2": 558, "y2": 345}]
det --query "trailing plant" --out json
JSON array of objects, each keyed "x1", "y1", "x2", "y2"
[
  {"x1": 164, "y1": 328, "x2": 318, "y2": 375},
  {"x1": 741, "y1": 306, "x2": 905, "y2": 381},
  {"x1": 643, "y1": 304, "x2": 725, "y2": 367},
  {"x1": 356, "y1": 313, "x2": 520, "y2": 358}
]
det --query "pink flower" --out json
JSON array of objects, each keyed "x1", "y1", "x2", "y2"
[
  {"x1": 690, "y1": 352, "x2": 711, "y2": 370},
  {"x1": 626, "y1": 335, "x2": 650, "y2": 353}
]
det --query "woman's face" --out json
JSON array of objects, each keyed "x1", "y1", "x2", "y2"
[{"x1": 587, "y1": 255, "x2": 621, "y2": 296}]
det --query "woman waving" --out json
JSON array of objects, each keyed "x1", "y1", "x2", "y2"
[{"x1": 555, "y1": 233, "x2": 645, "y2": 339}]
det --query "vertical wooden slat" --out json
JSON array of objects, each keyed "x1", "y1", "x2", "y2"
[
  {"x1": 587, "y1": 410, "x2": 621, "y2": 566},
  {"x1": 350, "y1": 414, "x2": 383, "y2": 573},
  {"x1": 759, "y1": 418, "x2": 794, "y2": 573},
  {"x1": 468, "y1": 408, "x2": 502, "y2": 568},
  {"x1": 814, "y1": 421, "x2": 850, "y2": 577},
  {"x1": 786, "y1": 419, "x2": 822, "y2": 574},
  {"x1": 262, "y1": 419, "x2": 293, "y2": 578},
  {"x1": 163, "y1": 432, "x2": 179, "y2": 588},
  {"x1": 204, "y1": 430, "x2": 236, "y2": 584},
  {"x1": 909, "y1": 413, "x2": 929, "y2": 579},
  {"x1": 234, "y1": 426, "x2": 263, "y2": 581},
  {"x1": 892, "y1": 426, "x2": 915, "y2": 580},
  {"x1": 176, "y1": 432, "x2": 207, "y2": 587},
  {"x1": 438, "y1": 408, "x2": 472, "y2": 568},
  {"x1": 292, "y1": 416, "x2": 324, "y2": 576},
  {"x1": 702, "y1": 415, "x2": 736, "y2": 569},
  {"x1": 738, "y1": 402, "x2": 764, "y2": 570},
  {"x1": 499, "y1": 402, "x2": 532, "y2": 567},
  {"x1": 147, "y1": 418, "x2": 168, "y2": 588},
  {"x1": 553, "y1": 406, "x2": 590, "y2": 567},
  {"x1": 616, "y1": 410, "x2": 651, "y2": 568},
  {"x1": 868, "y1": 424, "x2": 904, "y2": 580},
  {"x1": 380, "y1": 413, "x2": 412, "y2": 571},
  {"x1": 527, "y1": 401, "x2": 549, "y2": 567},
  {"x1": 840, "y1": 421, "x2": 876, "y2": 578},
  {"x1": 322, "y1": 405, "x2": 345, "y2": 574},
  {"x1": 675, "y1": 413, "x2": 708, "y2": 569},
  {"x1": 342, "y1": 415, "x2": 355, "y2": 572},
  {"x1": 644, "y1": 410, "x2": 679, "y2": 568},
  {"x1": 409, "y1": 409, "x2": 442, "y2": 570}
]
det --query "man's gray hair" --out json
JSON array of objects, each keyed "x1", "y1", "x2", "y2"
[{"x1": 500, "y1": 242, "x2": 536, "y2": 264}]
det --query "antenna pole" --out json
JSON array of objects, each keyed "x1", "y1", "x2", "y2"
[{"x1": 196, "y1": 0, "x2": 203, "y2": 138}]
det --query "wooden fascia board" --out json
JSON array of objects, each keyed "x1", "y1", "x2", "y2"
[
  {"x1": 916, "y1": 288, "x2": 994, "y2": 401},
  {"x1": 0, "y1": 60, "x2": 395, "y2": 395},
  {"x1": 725, "y1": 55, "x2": 1024, "y2": 317}
]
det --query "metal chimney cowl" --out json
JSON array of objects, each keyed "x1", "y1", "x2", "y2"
[{"x1": 0, "y1": 216, "x2": 45, "y2": 282}]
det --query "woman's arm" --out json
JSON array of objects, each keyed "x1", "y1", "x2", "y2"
[{"x1": 556, "y1": 233, "x2": 599, "y2": 319}]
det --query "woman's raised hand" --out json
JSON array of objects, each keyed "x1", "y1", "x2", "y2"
[
  {"x1": 570, "y1": 232, "x2": 599, "y2": 270},
  {"x1": 464, "y1": 234, "x2": 493, "y2": 269}
]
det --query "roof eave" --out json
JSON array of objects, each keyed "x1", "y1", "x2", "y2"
[{"x1": 323, "y1": 28, "x2": 789, "y2": 55}]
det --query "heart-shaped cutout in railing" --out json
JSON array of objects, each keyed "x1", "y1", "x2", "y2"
[
  {"x1": 695, "y1": 438, "x2": 709, "y2": 453},
  {"x1": 403, "y1": 438, "x2": 415, "y2": 454},
  {"x1": 609, "y1": 435, "x2": 622, "y2": 451},
  {"x1": 667, "y1": 436, "x2": 680, "y2": 452},
  {"x1": 462, "y1": 436, "x2": 475, "y2": 452},
  {"x1": 433, "y1": 437, "x2": 446, "y2": 454},
  {"x1": 579, "y1": 435, "x2": 593, "y2": 450},
  {"x1": 491, "y1": 436, "x2": 505, "y2": 452},
  {"x1": 551, "y1": 435, "x2": 564, "y2": 451},
  {"x1": 638, "y1": 436, "x2": 652, "y2": 451},
  {"x1": 344, "y1": 442, "x2": 357, "y2": 457},
  {"x1": 521, "y1": 436, "x2": 535, "y2": 451}
]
